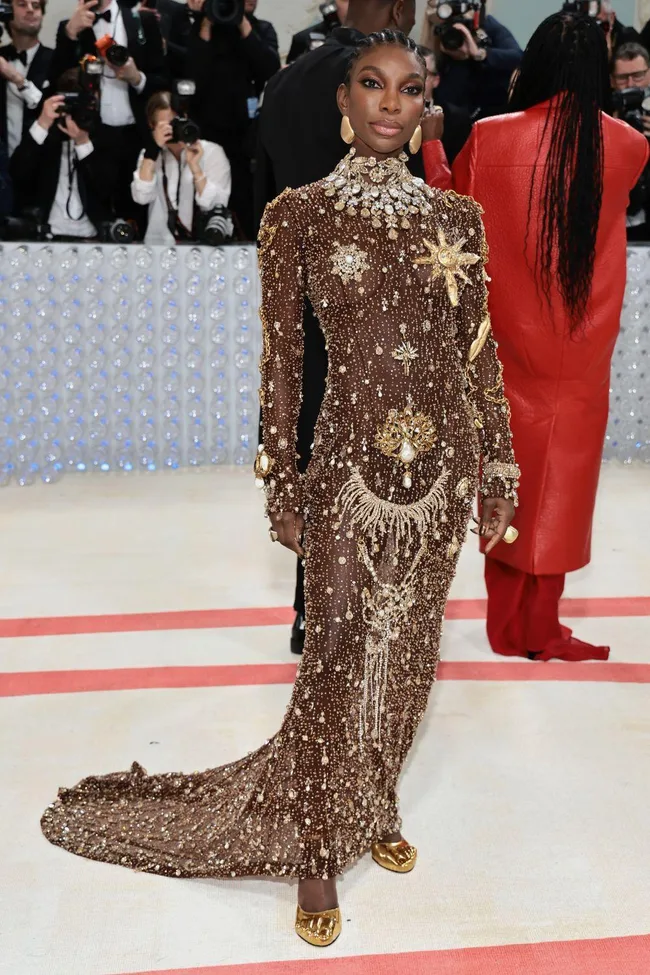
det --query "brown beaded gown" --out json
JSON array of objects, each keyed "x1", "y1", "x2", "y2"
[{"x1": 41, "y1": 150, "x2": 519, "y2": 882}]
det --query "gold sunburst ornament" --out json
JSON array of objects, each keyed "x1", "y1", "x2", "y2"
[
  {"x1": 392, "y1": 341, "x2": 419, "y2": 376},
  {"x1": 413, "y1": 230, "x2": 480, "y2": 307},
  {"x1": 375, "y1": 406, "x2": 437, "y2": 489}
]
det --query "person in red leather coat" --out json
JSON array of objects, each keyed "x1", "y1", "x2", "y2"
[{"x1": 447, "y1": 12, "x2": 649, "y2": 662}]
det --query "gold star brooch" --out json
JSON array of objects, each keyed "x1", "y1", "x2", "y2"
[{"x1": 413, "y1": 230, "x2": 480, "y2": 307}]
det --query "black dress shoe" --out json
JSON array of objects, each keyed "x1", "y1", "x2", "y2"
[{"x1": 290, "y1": 613, "x2": 305, "y2": 655}]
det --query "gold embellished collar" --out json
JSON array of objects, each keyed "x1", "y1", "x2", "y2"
[{"x1": 323, "y1": 149, "x2": 434, "y2": 240}]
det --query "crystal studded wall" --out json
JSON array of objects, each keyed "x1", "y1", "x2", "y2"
[
  {"x1": 0, "y1": 243, "x2": 261, "y2": 485},
  {"x1": 604, "y1": 247, "x2": 650, "y2": 464},
  {"x1": 0, "y1": 243, "x2": 647, "y2": 486}
]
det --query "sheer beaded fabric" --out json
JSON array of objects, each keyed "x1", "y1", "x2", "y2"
[{"x1": 41, "y1": 150, "x2": 519, "y2": 883}]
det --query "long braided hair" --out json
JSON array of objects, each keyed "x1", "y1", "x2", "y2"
[
  {"x1": 509, "y1": 13, "x2": 610, "y2": 334},
  {"x1": 344, "y1": 30, "x2": 427, "y2": 86}
]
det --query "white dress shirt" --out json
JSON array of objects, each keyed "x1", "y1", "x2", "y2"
[
  {"x1": 6, "y1": 44, "x2": 45, "y2": 156},
  {"x1": 30, "y1": 121, "x2": 97, "y2": 238},
  {"x1": 93, "y1": 0, "x2": 146, "y2": 127},
  {"x1": 131, "y1": 140, "x2": 231, "y2": 245}
]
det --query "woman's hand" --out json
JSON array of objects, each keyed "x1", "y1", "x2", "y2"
[
  {"x1": 421, "y1": 106, "x2": 444, "y2": 143},
  {"x1": 269, "y1": 511, "x2": 305, "y2": 558},
  {"x1": 186, "y1": 140, "x2": 204, "y2": 173},
  {"x1": 476, "y1": 497, "x2": 515, "y2": 553},
  {"x1": 153, "y1": 118, "x2": 172, "y2": 148}
]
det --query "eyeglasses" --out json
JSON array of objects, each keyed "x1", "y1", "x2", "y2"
[{"x1": 613, "y1": 68, "x2": 650, "y2": 84}]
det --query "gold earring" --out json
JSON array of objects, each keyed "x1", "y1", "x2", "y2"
[
  {"x1": 409, "y1": 124, "x2": 423, "y2": 155},
  {"x1": 340, "y1": 115, "x2": 355, "y2": 145}
]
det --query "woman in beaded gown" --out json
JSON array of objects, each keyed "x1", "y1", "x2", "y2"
[{"x1": 41, "y1": 32, "x2": 520, "y2": 948}]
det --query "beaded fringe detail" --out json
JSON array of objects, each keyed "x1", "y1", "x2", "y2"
[
  {"x1": 357, "y1": 539, "x2": 428, "y2": 746},
  {"x1": 336, "y1": 467, "x2": 450, "y2": 547}
]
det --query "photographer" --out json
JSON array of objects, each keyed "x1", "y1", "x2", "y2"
[
  {"x1": 611, "y1": 42, "x2": 650, "y2": 240},
  {"x1": 243, "y1": 0, "x2": 278, "y2": 55},
  {"x1": 10, "y1": 72, "x2": 115, "y2": 239},
  {"x1": 421, "y1": 0, "x2": 522, "y2": 121},
  {"x1": 132, "y1": 89, "x2": 230, "y2": 245},
  {"x1": 287, "y1": 0, "x2": 348, "y2": 63},
  {"x1": 595, "y1": 1, "x2": 639, "y2": 53},
  {"x1": 173, "y1": 0, "x2": 279, "y2": 240},
  {"x1": 0, "y1": 0, "x2": 52, "y2": 157},
  {"x1": 49, "y1": 0, "x2": 168, "y2": 232}
]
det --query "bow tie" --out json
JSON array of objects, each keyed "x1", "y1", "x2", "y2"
[
  {"x1": 7, "y1": 47, "x2": 27, "y2": 66},
  {"x1": 95, "y1": 8, "x2": 111, "y2": 22}
]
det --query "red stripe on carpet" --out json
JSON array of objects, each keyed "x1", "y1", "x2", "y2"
[
  {"x1": 2, "y1": 660, "x2": 649, "y2": 698},
  {"x1": 1, "y1": 596, "x2": 648, "y2": 639},
  {"x1": 109, "y1": 934, "x2": 650, "y2": 975}
]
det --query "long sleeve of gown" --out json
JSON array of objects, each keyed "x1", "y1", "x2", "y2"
[
  {"x1": 256, "y1": 189, "x2": 306, "y2": 514},
  {"x1": 454, "y1": 197, "x2": 520, "y2": 503}
]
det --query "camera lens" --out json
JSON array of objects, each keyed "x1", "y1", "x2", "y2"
[
  {"x1": 203, "y1": 0, "x2": 244, "y2": 27},
  {"x1": 106, "y1": 44, "x2": 129, "y2": 67},
  {"x1": 441, "y1": 23, "x2": 465, "y2": 51}
]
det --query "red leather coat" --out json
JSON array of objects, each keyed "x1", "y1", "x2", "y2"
[{"x1": 452, "y1": 103, "x2": 649, "y2": 574}]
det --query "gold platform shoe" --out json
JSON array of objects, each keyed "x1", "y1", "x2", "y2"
[
  {"x1": 295, "y1": 904, "x2": 342, "y2": 947},
  {"x1": 371, "y1": 839, "x2": 418, "y2": 874}
]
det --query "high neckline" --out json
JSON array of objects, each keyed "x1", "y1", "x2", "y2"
[
  {"x1": 340, "y1": 148, "x2": 411, "y2": 184},
  {"x1": 324, "y1": 149, "x2": 434, "y2": 239}
]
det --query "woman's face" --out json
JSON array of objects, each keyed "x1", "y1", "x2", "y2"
[{"x1": 338, "y1": 45, "x2": 425, "y2": 158}]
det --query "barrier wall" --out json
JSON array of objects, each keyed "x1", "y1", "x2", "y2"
[{"x1": 0, "y1": 242, "x2": 647, "y2": 486}]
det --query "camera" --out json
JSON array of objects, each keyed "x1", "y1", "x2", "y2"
[
  {"x1": 58, "y1": 55, "x2": 102, "y2": 132},
  {"x1": 171, "y1": 116, "x2": 200, "y2": 144},
  {"x1": 561, "y1": 1, "x2": 601, "y2": 15},
  {"x1": 611, "y1": 86, "x2": 650, "y2": 134},
  {"x1": 0, "y1": 1, "x2": 13, "y2": 22},
  {"x1": 170, "y1": 79, "x2": 200, "y2": 145},
  {"x1": 99, "y1": 218, "x2": 136, "y2": 243},
  {"x1": 0, "y1": 207, "x2": 50, "y2": 242},
  {"x1": 104, "y1": 42, "x2": 129, "y2": 68},
  {"x1": 202, "y1": 0, "x2": 244, "y2": 27},
  {"x1": 433, "y1": 0, "x2": 487, "y2": 53},
  {"x1": 95, "y1": 34, "x2": 130, "y2": 67},
  {"x1": 319, "y1": 1, "x2": 339, "y2": 30},
  {"x1": 57, "y1": 92, "x2": 97, "y2": 131},
  {"x1": 199, "y1": 205, "x2": 233, "y2": 245}
]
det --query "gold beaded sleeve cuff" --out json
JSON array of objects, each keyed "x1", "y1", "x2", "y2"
[
  {"x1": 254, "y1": 446, "x2": 303, "y2": 514},
  {"x1": 480, "y1": 461, "x2": 521, "y2": 506}
]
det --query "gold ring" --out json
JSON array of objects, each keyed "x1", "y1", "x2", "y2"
[
  {"x1": 269, "y1": 529, "x2": 279, "y2": 543},
  {"x1": 503, "y1": 526, "x2": 519, "y2": 545}
]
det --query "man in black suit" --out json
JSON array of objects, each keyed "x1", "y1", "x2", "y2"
[
  {"x1": 244, "y1": 0, "x2": 278, "y2": 55},
  {"x1": 286, "y1": 0, "x2": 348, "y2": 63},
  {"x1": 49, "y1": 0, "x2": 167, "y2": 232},
  {"x1": 254, "y1": 0, "x2": 418, "y2": 655},
  {"x1": 11, "y1": 82, "x2": 115, "y2": 237},
  {"x1": 0, "y1": 0, "x2": 52, "y2": 158}
]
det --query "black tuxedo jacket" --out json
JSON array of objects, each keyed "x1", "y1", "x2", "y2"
[
  {"x1": 49, "y1": 4, "x2": 168, "y2": 126},
  {"x1": 0, "y1": 42, "x2": 53, "y2": 147},
  {"x1": 10, "y1": 122, "x2": 115, "y2": 227}
]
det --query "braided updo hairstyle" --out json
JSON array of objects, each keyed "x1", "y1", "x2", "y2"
[{"x1": 344, "y1": 30, "x2": 427, "y2": 86}]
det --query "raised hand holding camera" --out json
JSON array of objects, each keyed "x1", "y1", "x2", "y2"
[
  {"x1": 38, "y1": 93, "x2": 66, "y2": 129},
  {"x1": 113, "y1": 56, "x2": 142, "y2": 87},
  {"x1": 57, "y1": 112, "x2": 90, "y2": 145}
]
